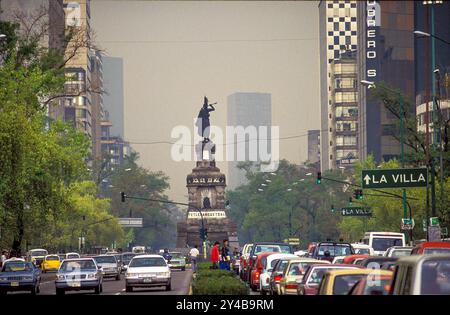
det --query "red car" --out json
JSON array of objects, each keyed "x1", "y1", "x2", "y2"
[
  {"x1": 343, "y1": 254, "x2": 370, "y2": 265},
  {"x1": 411, "y1": 241, "x2": 450, "y2": 255},
  {"x1": 249, "y1": 252, "x2": 277, "y2": 291},
  {"x1": 297, "y1": 264, "x2": 361, "y2": 295}
]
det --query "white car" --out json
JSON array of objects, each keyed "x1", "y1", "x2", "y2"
[
  {"x1": 351, "y1": 243, "x2": 374, "y2": 256},
  {"x1": 125, "y1": 255, "x2": 171, "y2": 292},
  {"x1": 384, "y1": 246, "x2": 413, "y2": 258},
  {"x1": 259, "y1": 253, "x2": 298, "y2": 295},
  {"x1": 331, "y1": 256, "x2": 346, "y2": 264}
]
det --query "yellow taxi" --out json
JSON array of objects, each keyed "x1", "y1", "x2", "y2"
[
  {"x1": 41, "y1": 255, "x2": 61, "y2": 273},
  {"x1": 317, "y1": 269, "x2": 393, "y2": 295}
]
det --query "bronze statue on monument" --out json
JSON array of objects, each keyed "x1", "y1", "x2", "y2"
[{"x1": 195, "y1": 96, "x2": 217, "y2": 161}]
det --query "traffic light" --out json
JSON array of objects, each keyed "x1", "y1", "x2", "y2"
[
  {"x1": 316, "y1": 172, "x2": 322, "y2": 184},
  {"x1": 353, "y1": 189, "x2": 363, "y2": 200},
  {"x1": 199, "y1": 227, "x2": 208, "y2": 240},
  {"x1": 349, "y1": 197, "x2": 353, "y2": 205},
  {"x1": 121, "y1": 192, "x2": 126, "y2": 202},
  {"x1": 331, "y1": 204, "x2": 335, "y2": 213}
]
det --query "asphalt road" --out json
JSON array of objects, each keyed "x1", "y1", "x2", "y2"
[{"x1": 6, "y1": 269, "x2": 193, "y2": 295}]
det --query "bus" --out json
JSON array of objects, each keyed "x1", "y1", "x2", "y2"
[{"x1": 362, "y1": 232, "x2": 405, "y2": 256}]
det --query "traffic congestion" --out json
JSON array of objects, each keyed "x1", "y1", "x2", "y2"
[{"x1": 237, "y1": 232, "x2": 450, "y2": 295}]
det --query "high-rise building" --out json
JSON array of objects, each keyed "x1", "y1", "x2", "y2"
[
  {"x1": 61, "y1": 0, "x2": 94, "y2": 149},
  {"x1": 318, "y1": 0, "x2": 358, "y2": 172},
  {"x1": 307, "y1": 130, "x2": 320, "y2": 166},
  {"x1": 90, "y1": 49, "x2": 103, "y2": 162},
  {"x1": 357, "y1": 1, "x2": 415, "y2": 163},
  {"x1": 330, "y1": 49, "x2": 359, "y2": 169},
  {"x1": 415, "y1": 1, "x2": 450, "y2": 144},
  {"x1": 102, "y1": 56, "x2": 125, "y2": 138},
  {"x1": 227, "y1": 92, "x2": 271, "y2": 190}
]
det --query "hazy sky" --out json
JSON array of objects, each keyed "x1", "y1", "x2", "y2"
[{"x1": 91, "y1": 0, "x2": 320, "y2": 201}]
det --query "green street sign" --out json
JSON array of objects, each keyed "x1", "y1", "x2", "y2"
[
  {"x1": 361, "y1": 168, "x2": 428, "y2": 189},
  {"x1": 341, "y1": 207, "x2": 372, "y2": 217},
  {"x1": 430, "y1": 217, "x2": 440, "y2": 226}
]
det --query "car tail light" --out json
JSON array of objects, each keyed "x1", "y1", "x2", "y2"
[
  {"x1": 274, "y1": 275, "x2": 282, "y2": 282},
  {"x1": 286, "y1": 283, "x2": 298, "y2": 290},
  {"x1": 255, "y1": 271, "x2": 260, "y2": 279}
]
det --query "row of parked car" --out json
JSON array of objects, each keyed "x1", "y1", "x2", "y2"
[{"x1": 238, "y1": 237, "x2": 450, "y2": 295}]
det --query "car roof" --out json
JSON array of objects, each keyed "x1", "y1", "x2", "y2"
[
  {"x1": 131, "y1": 254, "x2": 164, "y2": 259},
  {"x1": 253, "y1": 242, "x2": 290, "y2": 246},
  {"x1": 351, "y1": 243, "x2": 371, "y2": 248},
  {"x1": 61, "y1": 258, "x2": 96, "y2": 262},
  {"x1": 414, "y1": 241, "x2": 450, "y2": 249},
  {"x1": 45, "y1": 254, "x2": 59, "y2": 258},
  {"x1": 66, "y1": 252, "x2": 80, "y2": 255},
  {"x1": 267, "y1": 253, "x2": 298, "y2": 261},
  {"x1": 288, "y1": 258, "x2": 330, "y2": 264},
  {"x1": 397, "y1": 254, "x2": 450, "y2": 265},
  {"x1": 317, "y1": 242, "x2": 352, "y2": 246},
  {"x1": 325, "y1": 269, "x2": 393, "y2": 277}
]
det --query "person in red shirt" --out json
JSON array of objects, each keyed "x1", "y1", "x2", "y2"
[{"x1": 211, "y1": 241, "x2": 220, "y2": 269}]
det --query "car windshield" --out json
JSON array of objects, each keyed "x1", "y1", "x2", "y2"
[
  {"x1": 30, "y1": 250, "x2": 47, "y2": 257},
  {"x1": 372, "y1": 238, "x2": 403, "y2": 251},
  {"x1": 333, "y1": 275, "x2": 365, "y2": 295},
  {"x1": 288, "y1": 262, "x2": 313, "y2": 276},
  {"x1": 67, "y1": 254, "x2": 79, "y2": 259},
  {"x1": 94, "y1": 256, "x2": 116, "y2": 264},
  {"x1": 308, "y1": 267, "x2": 353, "y2": 284},
  {"x1": 317, "y1": 245, "x2": 352, "y2": 256},
  {"x1": 2, "y1": 262, "x2": 34, "y2": 272},
  {"x1": 171, "y1": 253, "x2": 183, "y2": 259},
  {"x1": 424, "y1": 248, "x2": 450, "y2": 255},
  {"x1": 421, "y1": 259, "x2": 450, "y2": 295},
  {"x1": 59, "y1": 260, "x2": 96, "y2": 272},
  {"x1": 129, "y1": 257, "x2": 166, "y2": 268},
  {"x1": 46, "y1": 256, "x2": 59, "y2": 261},
  {"x1": 270, "y1": 259, "x2": 279, "y2": 269},
  {"x1": 275, "y1": 260, "x2": 289, "y2": 272},
  {"x1": 391, "y1": 249, "x2": 412, "y2": 257},
  {"x1": 354, "y1": 248, "x2": 370, "y2": 254},
  {"x1": 254, "y1": 245, "x2": 280, "y2": 254},
  {"x1": 122, "y1": 254, "x2": 135, "y2": 263}
]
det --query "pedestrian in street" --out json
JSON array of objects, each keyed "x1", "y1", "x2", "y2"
[
  {"x1": 162, "y1": 248, "x2": 172, "y2": 263},
  {"x1": 189, "y1": 245, "x2": 200, "y2": 273},
  {"x1": 1, "y1": 250, "x2": 7, "y2": 268},
  {"x1": 210, "y1": 241, "x2": 220, "y2": 269},
  {"x1": 220, "y1": 239, "x2": 231, "y2": 271}
]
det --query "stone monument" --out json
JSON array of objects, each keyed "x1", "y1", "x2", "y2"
[{"x1": 176, "y1": 97, "x2": 239, "y2": 254}]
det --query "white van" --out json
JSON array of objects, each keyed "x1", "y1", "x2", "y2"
[
  {"x1": 351, "y1": 243, "x2": 374, "y2": 255},
  {"x1": 362, "y1": 232, "x2": 405, "y2": 256}
]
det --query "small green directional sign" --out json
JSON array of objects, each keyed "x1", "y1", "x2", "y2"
[
  {"x1": 341, "y1": 207, "x2": 372, "y2": 217},
  {"x1": 362, "y1": 168, "x2": 428, "y2": 189}
]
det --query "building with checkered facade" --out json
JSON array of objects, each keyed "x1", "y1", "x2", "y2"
[{"x1": 319, "y1": 0, "x2": 358, "y2": 172}]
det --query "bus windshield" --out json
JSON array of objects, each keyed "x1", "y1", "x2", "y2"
[{"x1": 372, "y1": 238, "x2": 403, "y2": 252}]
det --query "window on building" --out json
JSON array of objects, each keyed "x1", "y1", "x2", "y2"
[{"x1": 334, "y1": 22, "x2": 339, "y2": 31}]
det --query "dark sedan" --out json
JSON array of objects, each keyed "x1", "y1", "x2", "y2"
[{"x1": 0, "y1": 259, "x2": 41, "y2": 295}]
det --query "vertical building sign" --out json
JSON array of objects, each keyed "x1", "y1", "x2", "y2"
[{"x1": 366, "y1": 0, "x2": 380, "y2": 79}]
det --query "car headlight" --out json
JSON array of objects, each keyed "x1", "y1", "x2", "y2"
[
  {"x1": 56, "y1": 275, "x2": 65, "y2": 280},
  {"x1": 23, "y1": 276, "x2": 33, "y2": 280},
  {"x1": 0, "y1": 277, "x2": 7, "y2": 281},
  {"x1": 159, "y1": 272, "x2": 170, "y2": 277},
  {"x1": 125, "y1": 272, "x2": 136, "y2": 277},
  {"x1": 87, "y1": 273, "x2": 97, "y2": 279}
]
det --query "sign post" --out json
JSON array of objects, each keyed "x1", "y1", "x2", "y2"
[
  {"x1": 401, "y1": 218, "x2": 415, "y2": 230},
  {"x1": 361, "y1": 168, "x2": 428, "y2": 189}
]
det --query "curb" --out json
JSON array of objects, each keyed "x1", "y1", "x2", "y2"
[{"x1": 189, "y1": 272, "x2": 196, "y2": 295}]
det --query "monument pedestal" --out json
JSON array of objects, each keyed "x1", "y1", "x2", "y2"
[{"x1": 176, "y1": 155, "x2": 239, "y2": 253}]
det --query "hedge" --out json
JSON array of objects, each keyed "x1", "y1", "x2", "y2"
[{"x1": 192, "y1": 262, "x2": 249, "y2": 295}]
